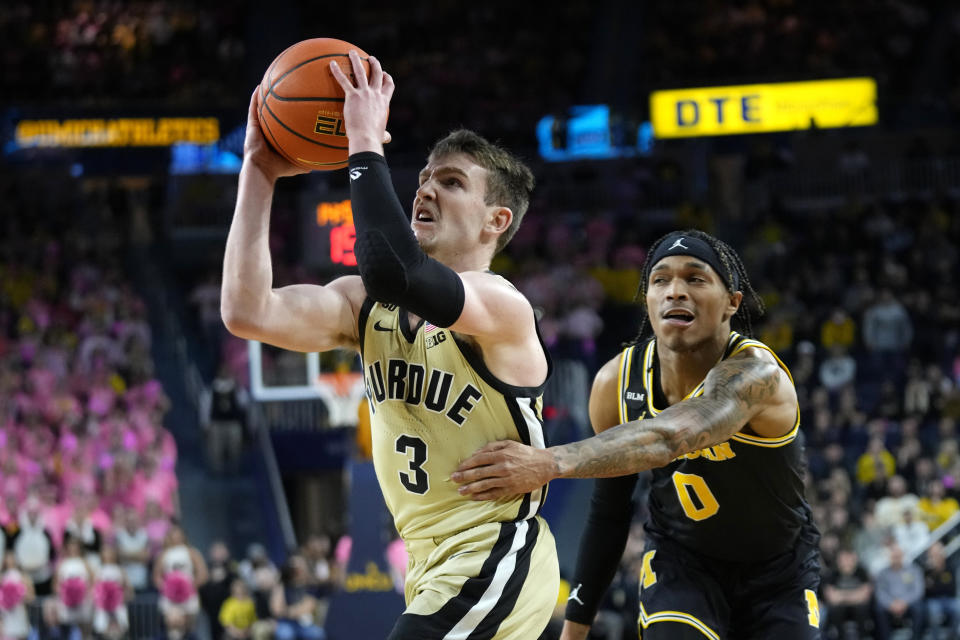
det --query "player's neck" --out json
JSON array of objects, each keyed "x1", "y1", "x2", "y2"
[
  {"x1": 656, "y1": 331, "x2": 729, "y2": 404},
  {"x1": 428, "y1": 246, "x2": 491, "y2": 274}
]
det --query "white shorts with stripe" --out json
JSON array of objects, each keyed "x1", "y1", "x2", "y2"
[{"x1": 389, "y1": 516, "x2": 559, "y2": 640}]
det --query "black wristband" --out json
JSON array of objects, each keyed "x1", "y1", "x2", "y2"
[{"x1": 564, "y1": 473, "x2": 639, "y2": 625}]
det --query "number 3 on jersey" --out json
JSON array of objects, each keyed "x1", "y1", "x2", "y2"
[
  {"x1": 672, "y1": 472, "x2": 719, "y2": 521},
  {"x1": 396, "y1": 435, "x2": 429, "y2": 494}
]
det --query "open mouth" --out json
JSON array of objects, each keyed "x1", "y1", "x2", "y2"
[
  {"x1": 662, "y1": 309, "x2": 695, "y2": 325},
  {"x1": 414, "y1": 208, "x2": 435, "y2": 223}
]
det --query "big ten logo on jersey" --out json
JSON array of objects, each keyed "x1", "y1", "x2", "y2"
[
  {"x1": 315, "y1": 111, "x2": 347, "y2": 137},
  {"x1": 366, "y1": 359, "x2": 483, "y2": 427},
  {"x1": 424, "y1": 331, "x2": 446, "y2": 349}
]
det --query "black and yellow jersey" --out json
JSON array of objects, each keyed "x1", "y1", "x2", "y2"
[
  {"x1": 618, "y1": 332, "x2": 819, "y2": 562},
  {"x1": 359, "y1": 297, "x2": 551, "y2": 542}
]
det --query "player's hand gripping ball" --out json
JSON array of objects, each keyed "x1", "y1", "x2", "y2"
[{"x1": 257, "y1": 38, "x2": 372, "y2": 171}]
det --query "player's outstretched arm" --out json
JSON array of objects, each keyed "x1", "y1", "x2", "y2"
[
  {"x1": 221, "y1": 89, "x2": 365, "y2": 353},
  {"x1": 453, "y1": 347, "x2": 796, "y2": 498}
]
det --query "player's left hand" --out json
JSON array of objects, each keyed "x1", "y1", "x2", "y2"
[
  {"x1": 451, "y1": 441, "x2": 558, "y2": 500},
  {"x1": 329, "y1": 50, "x2": 393, "y2": 155}
]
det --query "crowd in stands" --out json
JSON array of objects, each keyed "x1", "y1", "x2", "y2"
[
  {"x1": 196, "y1": 534, "x2": 344, "y2": 640},
  {"x1": 0, "y1": 1, "x2": 245, "y2": 106},
  {"x1": 639, "y1": 0, "x2": 935, "y2": 110},
  {"x1": 0, "y1": 167, "x2": 188, "y2": 639}
]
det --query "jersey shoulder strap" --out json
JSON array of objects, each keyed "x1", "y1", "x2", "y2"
[
  {"x1": 617, "y1": 339, "x2": 656, "y2": 423},
  {"x1": 725, "y1": 332, "x2": 801, "y2": 447}
]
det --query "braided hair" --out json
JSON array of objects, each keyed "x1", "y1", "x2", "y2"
[{"x1": 627, "y1": 229, "x2": 765, "y2": 346}]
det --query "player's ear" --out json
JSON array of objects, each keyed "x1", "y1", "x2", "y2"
[
  {"x1": 723, "y1": 291, "x2": 743, "y2": 322},
  {"x1": 486, "y1": 206, "x2": 512, "y2": 235}
]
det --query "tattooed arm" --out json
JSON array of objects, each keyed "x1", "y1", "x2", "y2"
[{"x1": 452, "y1": 346, "x2": 797, "y2": 499}]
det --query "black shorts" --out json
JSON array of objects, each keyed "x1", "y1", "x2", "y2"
[{"x1": 638, "y1": 534, "x2": 821, "y2": 640}]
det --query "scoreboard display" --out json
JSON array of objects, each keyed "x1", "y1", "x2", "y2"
[{"x1": 303, "y1": 197, "x2": 358, "y2": 269}]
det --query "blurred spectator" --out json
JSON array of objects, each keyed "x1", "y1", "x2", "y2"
[
  {"x1": 302, "y1": 534, "x2": 338, "y2": 627},
  {"x1": 918, "y1": 479, "x2": 959, "y2": 531},
  {"x1": 758, "y1": 308, "x2": 794, "y2": 355},
  {"x1": 201, "y1": 541, "x2": 238, "y2": 640},
  {"x1": 249, "y1": 567, "x2": 278, "y2": 640},
  {"x1": 819, "y1": 346, "x2": 856, "y2": 392},
  {"x1": 862, "y1": 289, "x2": 913, "y2": 363},
  {"x1": 45, "y1": 535, "x2": 94, "y2": 639},
  {"x1": 115, "y1": 506, "x2": 150, "y2": 591},
  {"x1": 853, "y1": 508, "x2": 892, "y2": 577},
  {"x1": 219, "y1": 579, "x2": 257, "y2": 640},
  {"x1": 154, "y1": 525, "x2": 209, "y2": 637},
  {"x1": 856, "y1": 436, "x2": 896, "y2": 489},
  {"x1": 201, "y1": 364, "x2": 249, "y2": 474},
  {"x1": 138, "y1": 451, "x2": 180, "y2": 519},
  {"x1": 9, "y1": 497, "x2": 55, "y2": 596},
  {"x1": 891, "y1": 507, "x2": 929, "y2": 560},
  {"x1": 92, "y1": 544, "x2": 131, "y2": 640},
  {"x1": 0, "y1": 552, "x2": 35, "y2": 640},
  {"x1": 874, "y1": 544, "x2": 925, "y2": 640},
  {"x1": 903, "y1": 361, "x2": 934, "y2": 417},
  {"x1": 820, "y1": 307, "x2": 856, "y2": 351},
  {"x1": 875, "y1": 475, "x2": 920, "y2": 530},
  {"x1": 63, "y1": 494, "x2": 105, "y2": 572},
  {"x1": 269, "y1": 555, "x2": 325, "y2": 640},
  {"x1": 923, "y1": 541, "x2": 958, "y2": 639},
  {"x1": 822, "y1": 548, "x2": 873, "y2": 640},
  {"x1": 144, "y1": 499, "x2": 171, "y2": 555},
  {"x1": 238, "y1": 544, "x2": 278, "y2": 594},
  {"x1": 937, "y1": 439, "x2": 960, "y2": 478}
]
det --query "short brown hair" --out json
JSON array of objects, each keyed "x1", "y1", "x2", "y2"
[{"x1": 428, "y1": 129, "x2": 535, "y2": 254}]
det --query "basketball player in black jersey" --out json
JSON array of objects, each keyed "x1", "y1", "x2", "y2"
[{"x1": 453, "y1": 230, "x2": 822, "y2": 639}]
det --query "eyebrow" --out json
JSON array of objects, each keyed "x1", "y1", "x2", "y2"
[{"x1": 418, "y1": 166, "x2": 470, "y2": 182}]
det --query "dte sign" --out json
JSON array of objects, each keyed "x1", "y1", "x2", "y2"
[
  {"x1": 651, "y1": 78, "x2": 877, "y2": 138},
  {"x1": 674, "y1": 95, "x2": 760, "y2": 128}
]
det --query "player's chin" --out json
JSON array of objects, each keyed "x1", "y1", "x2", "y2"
[
  {"x1": 658, "y1": 328, "x2": 702, "y2": 351},
  {"x1": 412, "y1": 228, "x2": 436, "y2": 250}
]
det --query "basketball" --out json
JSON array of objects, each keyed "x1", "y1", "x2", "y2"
[{"x1": 258, "y1": 38, "x2": 371, "y2": 171}]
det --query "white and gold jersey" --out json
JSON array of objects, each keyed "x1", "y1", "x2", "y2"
[{"x1": 359, "y1": 297, "x2": 550, "y2": 542}]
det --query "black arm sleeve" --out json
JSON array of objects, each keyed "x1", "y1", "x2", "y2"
[
  {"x1": 564, "y1": 473, "x2": 639, "y2": 625},
  {"x1": 348, "y1": 152, "x2": 465, "y2": 327}
]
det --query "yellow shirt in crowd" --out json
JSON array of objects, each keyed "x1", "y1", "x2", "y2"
[{"x1": 219, "y1": 597, "x2": 257, "y2": 630}]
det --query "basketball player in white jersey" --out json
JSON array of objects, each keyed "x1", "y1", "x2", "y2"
[{"x1": 222, "y1": 51, "x2": 558, "y2": 639}]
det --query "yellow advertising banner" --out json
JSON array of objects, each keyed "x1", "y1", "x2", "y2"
[
  {"x1": 14, "y1": 117, "x2": 220, "y2": 148},
  {"x1": 650, "y1": 78, "x2": 877, "y2": 138}
]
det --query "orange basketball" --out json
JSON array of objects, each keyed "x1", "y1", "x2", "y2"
[{"x1": 258, "y1": 38, "x2": 371, "y2": 171}]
